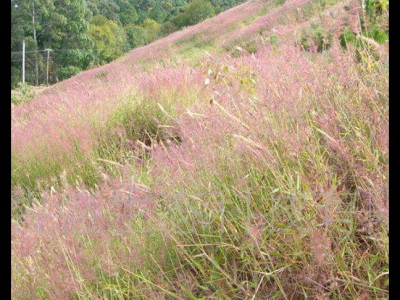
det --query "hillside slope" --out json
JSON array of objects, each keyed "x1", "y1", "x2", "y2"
[{"x1": 12, "y1": 0, "x2": 388, "y2": 299}]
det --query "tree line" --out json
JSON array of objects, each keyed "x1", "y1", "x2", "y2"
[{"x1": 11, "y1": 0, "x2": 245, "y2": 88}]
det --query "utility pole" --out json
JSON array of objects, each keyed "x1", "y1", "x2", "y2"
[
  {"x1": 22, "y1": 39, "x2": 25, "y2": 84},
  {"x1": 45, "y1": 48, "x2": 52, "y2": 85},
  {"x1": 32, "y1": 1, "x2": 39, "y2": 85}
]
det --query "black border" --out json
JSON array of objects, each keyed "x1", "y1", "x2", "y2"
[
  {"x1": 389, "y1": 0, "x2": 397, "y2": 299},
  {"x1": 8, "y1": 1, "x2": 13, "y2": 299}
]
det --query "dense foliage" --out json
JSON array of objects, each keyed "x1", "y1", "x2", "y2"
[{"x1": 11, "y1": 0, "x2": 246, "y2": 88}]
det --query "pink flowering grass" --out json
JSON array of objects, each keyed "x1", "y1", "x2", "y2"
[
  {"x1": 11, "y1": 62, "x2": 203, "y2": 205},
  {"x1": 148, "y1": 43, "x2": 388, "y2": 298},
  {"x1": 12, "y1": 0, "x2": 388, "y2": 298},
  {"x1": 12, "y1": 174, "x2": 169, "y2": 299}
]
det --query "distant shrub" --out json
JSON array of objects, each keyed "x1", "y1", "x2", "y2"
[
  {"x1": 226, "y1": 38, "x2": 259, "y2": 57},
  {"x1": 268, "y1": 34, "x2": 279, "y2": 45},
  {"x1": 299, "y1": 23, "x2": 333, "y2": 52},
  {"x1": 339, "y1": 0, "x2": 387, "y2": 61},
  {"x1": 273, "y1": 0, "x2": 286, "y2": 5},
  {"x1": 299, "y1": 30, "x2": 311, "y2": 51},
  {"x1": 365, "y1": 0, "x2": 388, "y2": 19},
  {"x1": 11, "y1": 66, "x2": 21, "y2": 89},
  {"x1": 175, "y1": 34, "x2": 198, "y2": 47},
  {"x1": 339, "y1": 28, "x2": 357, "y2": 50},
  {"x1": 88, "y1": 16, "x2": 126, "y2": 65},
  {"x1": 185, "y1": 0, "x2": 215, "y2": 26},
  {"x1": 94, "y1": 70, "x2": 108, "y2": 79},
  {"x1": 360, "y1": 0, "x2": 388, "y2": 45},
  {"x1": 56, "y1": 66, "x2": 82, "y2": 81},
  {"x1": 125, "y1": 24, "x2": 148, "y2": 48},
  {"x1": 141, "y1": 18, "x2": 162, "y2": 42},
  {"x1": 301, "y1": 0, "x2": 338, "y2": 18},
  {"x1": 339, "y1": 34, "x2": 381, "y2": 64},
  {"x1": 243, "y1": 40, "x2": 258, "y2": 54},
  {"x1": 93, "y1": 93, "x2": 182, "y2": 175},
  {"x1": 173, "y1": 0, "x2": 215, "y2": 29},
  {"x1": 11, "y1": 83, "x2": 36, "y2": 106},
  {"x1": 160, "y1": 21, "x2": 178, "y2": 36},
  {"x1": 365, "y1": 25, "x2": 388, "y2": 44},
  {"x1": 170, "y1": 13, "x2": 187, "y2": 29}
]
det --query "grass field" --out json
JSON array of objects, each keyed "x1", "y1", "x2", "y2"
[{"x1": 12, "y1": 0, "x2": 388, "y2": 298}]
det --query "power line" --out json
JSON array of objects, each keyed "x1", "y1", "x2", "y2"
[
  {"x1": 11, "y1": 49, "x2": 48, "y2": 54},
  {"x1": 50, "y1": 49, "x2": 82, "y2": 52},
  {"x1": 11, "y1": 48, "x2": 85, "y2": 55}
]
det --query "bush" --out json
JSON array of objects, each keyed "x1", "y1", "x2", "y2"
[
  {"x1": 225, "y1": 38, "x2": 259, "y2": 57},
  {"x1": 339, "y1": 28, "x2": 357, "y2": 49},
  {"x1": 56, "y1": 66, "x2": 82, "y2": 81},
  {"x1": 140, "y1": 18, "x2": 161, "y2": 43},
  {"x1": 360, "y1": 0, "x2": 388, "y2": 45},
  {"x1": 11, "y1": 66, "x2": 22, "y2": 89},
  {"x1": 174, "y1": 0, "x2": 215, "y2": 28},
  {"x1": 125, "y1": 24, "x2": 148, "y2": 48},
  {"x1": 365, "y1": 0, "x2": 388, "y2": 19},
  {"x1": 88, "y1": 16, "x2": 126, "y2": 65},
  {"x1": 365, "y1": 25, "x2": 388, "y2": 44},
  {"x1": 268, "y1": 35, "x2": 279, "y2": 45},
  {"x1": 160, "y1": 21, "x2": 178, "y2": 36},
  {"x1": 11, "y1": 83, "x2": 36, "y2": 106},
  {"x1": 299, "y1": 23, "x2": 333, "y2": 52}
]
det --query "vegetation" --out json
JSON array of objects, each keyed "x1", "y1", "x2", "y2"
[
  {"x1": 88, "y1": 16, "x2": 127, "y2": 65},
  {"x1": 11, "y1": 0, "x2": 246, "y2": 88},
  {"x1": 299, "y1": 23, "x2": 333, "y2": 52},
  {"x1": 11, "y1": 83, "x2": 39, "y2": 106},
  {"x1": 12, "y1": 0, "x2": 388, "y2": 299}
]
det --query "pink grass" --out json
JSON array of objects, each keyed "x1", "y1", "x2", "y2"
[{"x1": 12, "y1": 0, "x2": 388, "y2": 298}]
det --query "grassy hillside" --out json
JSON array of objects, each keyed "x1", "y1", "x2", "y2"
[{"x1": 12, "y1": 0, "x2": 388, "y2": 299}]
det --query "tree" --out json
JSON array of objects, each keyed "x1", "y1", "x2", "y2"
[
  {"x1": 172, "y1": 0, "x2": 214, "y2": 29},
  {"x1": 125, "y1": 24, "x2": 148, "y2": 48},
  {"x1": 11, "y1": 0, "x2": 56, "y2": 85},
  {"x1": 11, "y1": 0, "x2": 246, "y2": 87},
  {"x1": 183, "y1": 0, "x2": 214, "y2": 26},
  {"x1": 11, "y1": 0, "x2": 93, "y2": 85},
  {"x1": 87, "y1": 0, "x2": 120, "y2": 22},
  {"x1": 148, "y1": 2, "x2": 167, "y2": 23},
  {"x1": 140, "y1": 18, "x2": 161, "y2": 42},
  {"x1": 210, "y1": 0, "x2": 244, "y2": 13},
  {"x1": 160, "y1": 21, "x2": 178, "y2": 36},
  {"x1": 133, "y1": 0, "x2": 157, "y2": 13},
  {"x1": 49, "y1": 0, "x2": 93, "y2": 80},
  {"x1": 117, "y1": 0, "x2": 139, "y2": 25},
  {"x1": 88, "y1": 16, "x2": 126, "y2": 65}
]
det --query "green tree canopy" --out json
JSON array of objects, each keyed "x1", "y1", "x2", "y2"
[
  {"x1": 172, "y1": 0, "x2": 215, "y2": 28},
  {"x1": 88, "y1": 16, "x2": 126, "y2": 65},
  {"x1": 118, "y1": 0, "x2": 139, "y2": 25},
  {"x1": 140, "y1": 18, "x2": 161, "y2": 42},
  {"x1": 125, "y1": 24, "x2": 148, "y2": 48},
  {"x1": 11, "y1": 0, "x2": 246, "y2": 87}
]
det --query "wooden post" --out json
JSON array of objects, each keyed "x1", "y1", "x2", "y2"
[{"x1": 45, "y1": 48, "x2": 52, "y2": 85}]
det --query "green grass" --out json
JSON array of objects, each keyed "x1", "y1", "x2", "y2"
[
  {"x1": 301, "y1": 0, "x2": 340, "y2": 19},
  {"x1": 174, "y1": 37, "x2": 217, "y2": 62},
  {"x1": 11, "y1": 83, "x2": 44, "y2": 106},
  {"x1": 11, "y1": 88, "x2": 198, "y2": 218}
]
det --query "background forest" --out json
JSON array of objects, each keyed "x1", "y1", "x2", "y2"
[{"x1": 11, "y1": 0, "x2": 245, "y2": 88}]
